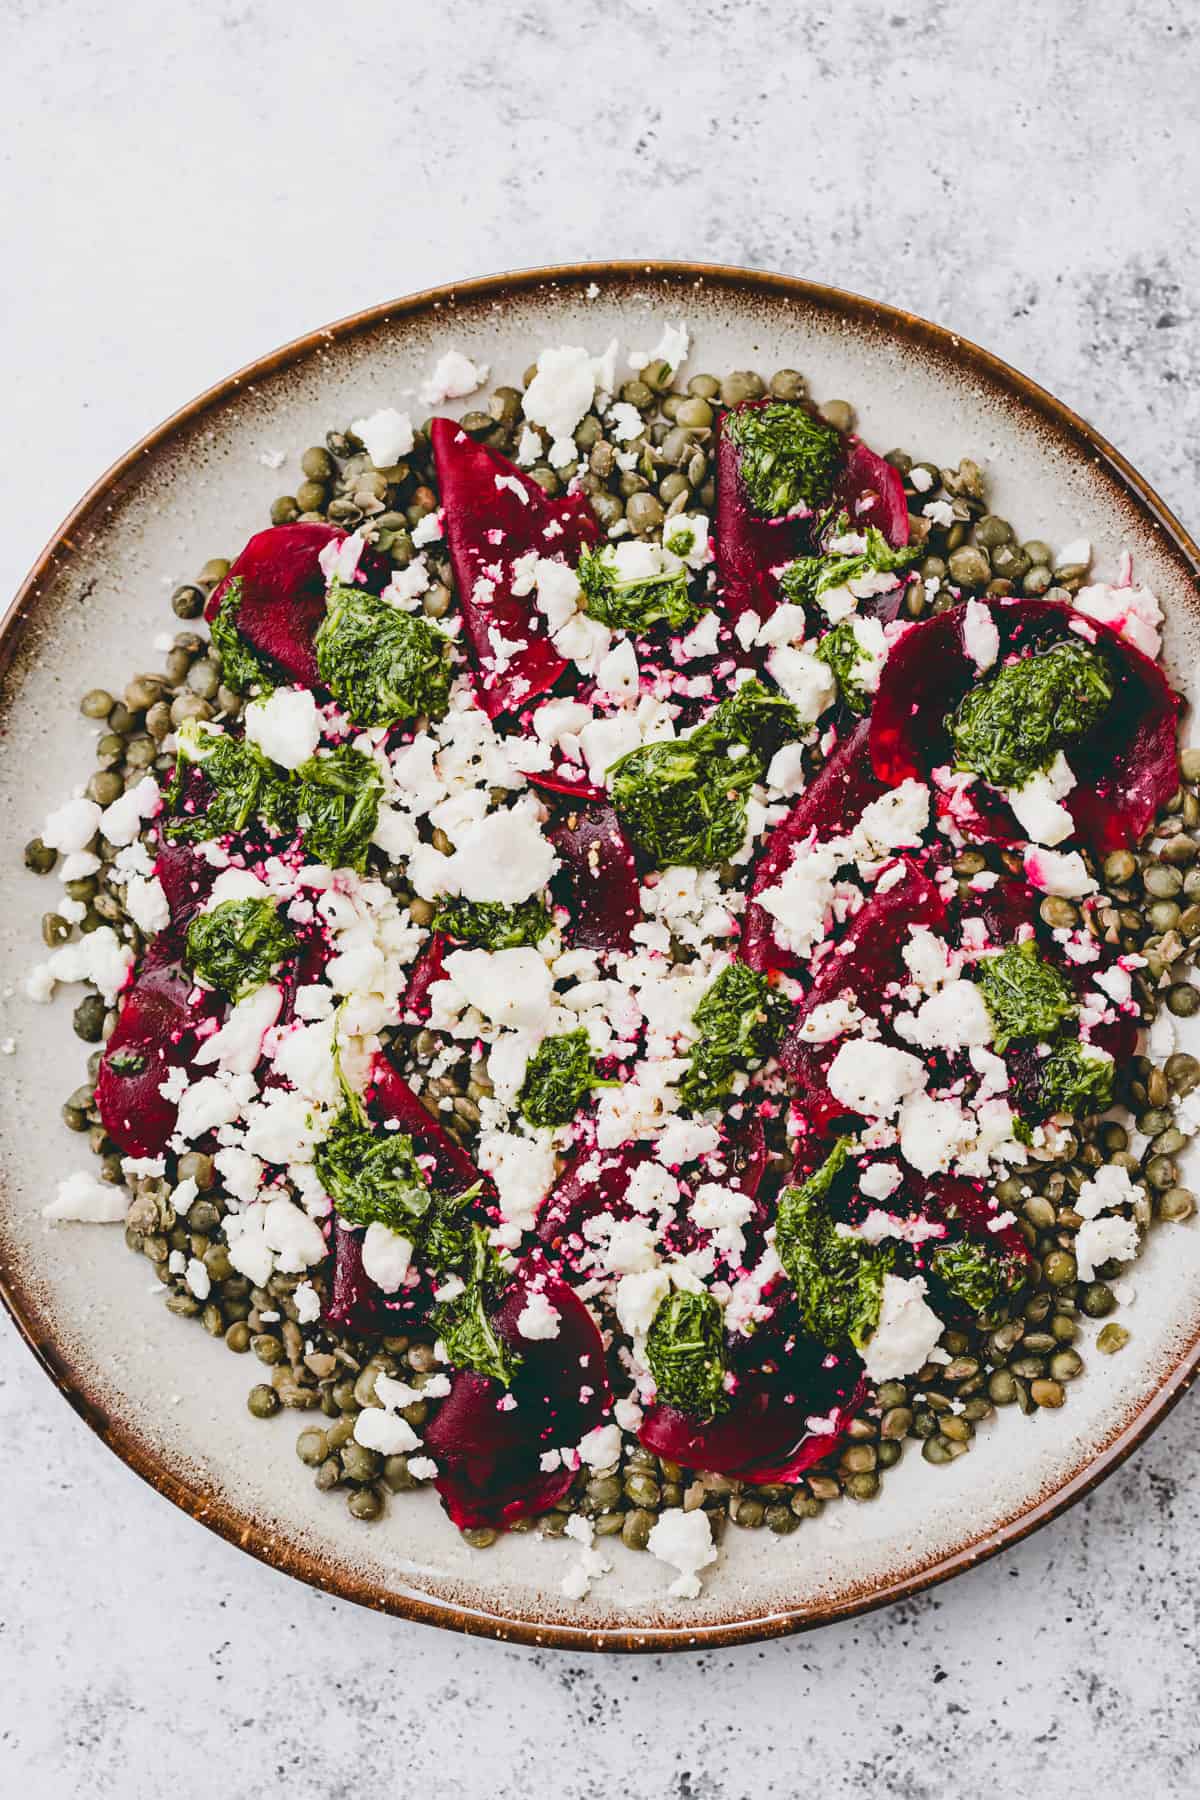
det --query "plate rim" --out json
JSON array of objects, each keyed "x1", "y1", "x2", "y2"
[{"x1": 4, "y1": 257, "x2": 1200, "y2": 1654}]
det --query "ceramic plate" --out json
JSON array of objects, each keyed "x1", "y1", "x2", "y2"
[{"x1": 3, "y1": 263, "x2": 1199, "y2": 1652}]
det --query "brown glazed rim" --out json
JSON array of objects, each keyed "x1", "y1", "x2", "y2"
[{"x1": 4, "y1": 261, "x2": 1200, "y2": 1655}]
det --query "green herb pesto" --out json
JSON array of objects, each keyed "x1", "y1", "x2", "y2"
[
  {"x1": 163, "y1": 719, "x2": 290, "y2": 843},
  {"x1": 185, "y1": 896, "x2": 296, "y2": 1002},
  {"x1": 678, "y1": 962, "x2": 790, "y2": 1112},
  {"x1": 608, "y1": 679, "x2": 800, "y2": 868},
  {"x1": 431, "y1": 1224, "x2": 521, "y2": 1388},
  {"x1": 517, "y1": 1028, "x2": 613, "y2": 1129},
  {"x1": 644, "y1": 1288, "x2": 729, "y2": 1419},
  {"x1": 291, "y1": 744, "x2": 383, "y2": 872},
  {"x1": 1039, "y1": 1038, "x2": 1115, "y2": 1117},
  {"x1": 931, "y1": 1238, "x2": 1027, "y2": 1314},
  {"x1": 725, "y1": 402, "x2": 841, "y2": 518},
  {"x1": 774, "y1": 1140, "x2": 894, "y2": 1352},
  {"x1": 813, "y1": 618, "x2": 873, "y2": 715},
  {"x1": 948, "y1": 638, "x2": 1113, "y2": 791},
  {"x1": 315, "y1": 579, "x2": 453, "y2": 727},
  {"x1": 313, "y1": 1106, "x2": 436, "y2": 1233},
  {"x1": 778, "y1": 522, "x2": 919, "y2": 614},
  {"x1": 430, "y1": 896, "x2": 554, "y2": 951},
  {"x1": 207, "y1": 578, "x2": 276, "y2": 696},
  {"x1": 575, "y1": 543, "x2": 702, "y2": 634},
  {"x1": 974, "y1": 940, "x2": 1077, "y2": 1053}
]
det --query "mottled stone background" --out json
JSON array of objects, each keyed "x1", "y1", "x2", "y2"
[{"x1": 2, "y1": 1, "x2": 1199, "y2": 1794}]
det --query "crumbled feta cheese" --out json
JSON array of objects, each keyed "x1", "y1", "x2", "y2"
[
  {"x1": 522, "y1": 346, "x2": 600, "y2": 448},
  {"x1": 1075, "y1": 1214, "x2": 1140, "y2": 1282},
  {"x1": 124, "y1": 872, "x2": 170, "y2": 936},
  {"x1": 26, "y1": 924, "x2": 133, "y2": 1005},
  {"x1": 961, "y1": 598, "x2": 1000, "y2": 672},
  {"x1": 245, "y1": 686, "x2": 322, "y2": 770},
  {"x1": 861, "y1": 1275, "x2": 943, "y2": 1380},
  {"x1": 477, "y1": 1127, "x2": 557, "y2": 1240},
  {"x1": 41, "y1": 795, "x2": 101, "y2": 853},
  {"x1": 354, "y1": 1407, "x2": 420, "y2": 1456},
  {"x1": 99, "y1": 776, "x2": 161, "y2": 847},
  {"x1": 195, "y1": 983, "x2": 283, "y2": 1075},
  {"x1": 628, "y1": 322, "x2": 689, "y2": 377},
  {"x1": 647, "y1": 1507, "x2": 717, "y2": 1599},
  {"x1": 827, "y1": 1041, "x2": 927, "y2": 1119},
  {"x1": 577, "y1": 1422, "x2": 622, "y2": 1469},
  {"x1": 516, "y1": 1288, "x2": 561, "y2": 1340},
  {"x1": 614, "y1": 1267, "x2": 671, "y2": 1338},
  {"x1": 440, "y1": 947, "x2": 554, "y2": 1032},
  {"x1": 1074, "y1": 572, "x2": 1162, "y2": 659},
  {"x1": 767, "y1": 645, "x2": 837, "y2": 720},
  {"x1": 360, "y1": 1221, "x2": 414, "y2": 1292},
  {"x1": 895, "y1": 979, "x2": 992, "y2": 1052},
  {"x1": 43, "y1": 1170, "x2": 127, "y2": 1223},
  {"x1": 1022, "y1": 846, "x2": 1097, "y2": 898},
  {"x1": 351, "y1": 406, "x2": 414, "y2": 467},
  {"x1": 1075, "y1": 1161, "x2": 1139, "y2": 1221},
  {"x1": 420, "y1": 350, "x2": 488, "y2": 407},
  {"x1": 1006, "y1": 752, "x2": 1076, "y2": 847}
]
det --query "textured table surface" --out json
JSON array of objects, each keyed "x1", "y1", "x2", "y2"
[{"x1": 3, "y1": 2, "x2": 1200, "y2": 1795}]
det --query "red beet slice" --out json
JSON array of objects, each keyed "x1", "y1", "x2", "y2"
[
  {"x1": 431, "y1": 418, "x2": 603, "y2": 718},
  {"x1": 536, "y1": 1141, "x2": 650, "y2": 1254},
  {"x1": 152, "y1": 843, "x2": 218, "y2": 935},
  {"x1": 528, "y1": 768, "x2": 609, "y2": 806},
  {"x1": 205, "y1": 522, "x2": 387, "y2": 690},
  {"x1": 832, "y1": 439, "x2": 910, "y2": 548},
  {"x1": 324, "y1": 1222, "x2": 428, "y2": 1335},
  {"x1": 96, "y1": 957, "x2": 221, "y2": 1157},
  {"x1": 740, "y1": 718, "x2": 883, "y2": 972},
  {"x1": 715, "y1": 403, "x2": 911, "y2": 627},
  {"x1": 639, "y1": 1347, "x2": 860, "y2": 1479},
  {"x1": 402, "y1": 932, "x2": 448, "y2": 1022},
  {"x1": 779, "y1": 857, "x2": 947, "y2": 1130},
  {"x1": 424, "y1": 1256, "x2": 611, "y2": 1529},
  {"x1": 922, "y1": 1174, "x2": 1032, "y2": 1267},
  {"x1": 369, "y1": 1052, "x2": 488, "y2": 1197},
  {"x1": 548, "y1": 802, "x2": 641, "y2": 953},
  {"x1": 870, "y1": 598, "x2": 1181, "y2": 857}
]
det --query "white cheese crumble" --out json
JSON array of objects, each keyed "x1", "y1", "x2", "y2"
[
  {"x1": 420, "y1": 350, "x2": 488, "y2": 408},
  {"x1": 245, "y1": 686, "x2": 322, "y2": 770},
  {"x1": 646, "y1": 1506, "x2": 717, "y2": 1599},
  {"x1": 43, "y1": 1170, "x2": 127, "y2": 1223},
  {"x1": 961, "y1": 598, "x2": 1000, "y2": 671},
  {"x1": 826, "y1": 1041, "x2": 927, "y2": 1119},
  {"x1": 351, "y1": 406, "x2": 414, "y2": 468},
  {"x1": 861, "y1": 1275, "x2": 943, "y2": 1380}
]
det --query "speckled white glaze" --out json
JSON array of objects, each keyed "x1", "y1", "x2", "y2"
[{"x1": 2, "y1": 266, "x2": 1198, "y2": 1650}]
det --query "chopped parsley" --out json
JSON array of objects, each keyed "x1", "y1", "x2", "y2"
[
  {"x1": 775, "y1": 1140, "x2": 894, "y2": 1352},
  {"x1": 725, "y1": 402, "x2": 841, "y2": 518},
  {"x1": 609, "y1": 679, "x2": 800, "y2": 868},
  {"x1": 517, "y1": 1028, "x2": 613, "y2": 1129},
  {"x1": 575, "y1": 543, "x2": 702, "y2": 634},
  {"x1": 678, "y1": 962, "x2": 791, "y2": 1112},
  {"x1": 975, "y1": 941, "x2": 1077, "y2": 1053},
  {"x1": 948, "y1": 639, "x2": 1113, "y2": 791},
  {"x1": 430, "y1": 896, "x2": 553, "y2": 950},
  {"x1": 778, "y1": 522, "x2": 918, "y2": 614},
  {"x1": 291, "y1": 745, "x2": 383, "y2": 872},
  {"x1": 314, "y1": 1103, "x2": 436, "y2": 1233},
  {"x1": 1039, "y1": 1039, "x2": 1115, "y2": 1117},
  {"x1": 431, "y1": 1224, "x2": 520, "y2": 1388},
  {"x1": 207, "y1": 578, "x2": 276, "y2": 696},
  {"x1": 644, "y1": 1288, "x2": 729, "y2": 1419},
  {"x1": 163, "y1": 719, "x2": 290, "y2": 843},
  {"x1": 931, "y1": 1238, "x2": 1027, "y2": 1314},
  {"x1": 185, "y1": 896, "x2": 296, "y2": 1001},
  {"x1": 315, "y1": 579, "x2": 453, "y2": 727}
]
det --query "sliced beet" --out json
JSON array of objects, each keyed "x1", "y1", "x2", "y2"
[
  {"x1": 832, "y1": 439, "x2": 910, "y2": 549},
  {"x1": 96, "y1": 956, "x2": 221, "y2": 1157},
  {"x1": 424, "y1": 1256, "x2": 611, "y2": 1529},
  {"x1": 870, "y1": 597, "x2": 1181, "y2": 857},
  {"x1": 369, "y1": 1052, "x2": 488, "y2": 1197},
  {"x1": 204, "y1": 522, "x2": 388, "y2": 690},
  {"x1": 548, "y1": 802, "x2": 640, "y2": 953},
  {"x1": 921, "y1": 1174, "x2": 1032, "y2": 1267},
  {"x1": 402, "y1": 932, "x2": 448, "y2": 1022},
  {"x1": 779, "y1": 857, "x2": 947, "y2": 1130},
  {"x1": 324, "y1": 1222, "x2": 427, "y2": 1335},
  {"x1": 639, "y1": 1345, "x2": 860, "y2": 1479},
  {"x1": 740, "y1": 718, "x2": 883, "y2": 972},
  {"x1": 152, "y1": 842, "x2": 218, "y2": 937},
  {"x1": 715, "y1": 404, "x2": 911, "y2": 628},
  {"x1": 536, "y1": 1141, "x2": 649, "y2": 1254},
  {"x1": 431, "y1": 418, "x2": 602, "y2": 719},
  {"x1": 528, "y1": 768, "x2": 609, "y2": 806}
]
